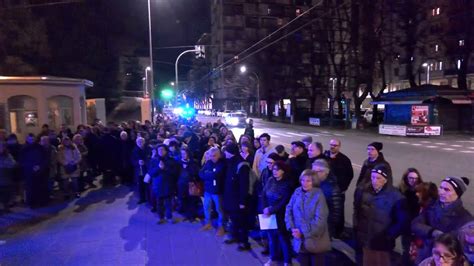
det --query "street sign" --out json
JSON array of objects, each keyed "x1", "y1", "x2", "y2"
[{"x1": 309, "y1": 117, "x2": 320, "y2": 126}]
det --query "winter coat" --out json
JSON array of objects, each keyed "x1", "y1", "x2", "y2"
[
  {"x1": 57, "y1": 144, "x2": 82, "y2": 178},
  {"x1": 19, "y1": 143, "x2": 49, "y2": 180},
  {"x1": 241, "y1": 152, "x2": 255, "y2": 167},
  {"x1": 75, "y1": 143, "x2": 89, "y2": 172},
  {"x1": 148, "y1": 156, "x2": 178, "y2": 198},
  {"x1": 198, "y1": 159, "x2": 226, "y2": 195},
  {"x1": 257, "y1": 167, "x2": 273, "y2": 213},
  {"x1": 356, "y1": 153, "x2": 392, "y2": 188},
  {"x1": 262, "y1": 176, "x2": 292, "y2": 232},
  {"x1": 353, "y1": 183, "x2": 409, "y2": 251},
  {"x1": 306, "y1": 154, "x2": 327, "y2": 170},
  {"x1": 320, "y1": 172, "x2": 344, "y2": 237},
  {"x1": 411, "y1": 199, "x2": 473, "y2": 262},
  {"x1": 177, "y1": 159, "x2": 199, "y2": 197},
  {"x1": 0, "y1": 153, "x2": 16, "y2": 186},
  {"x1": 98, "y1": 133, "x2": 120, "y2": 170},
  {"x1": 223, "y1": 155, "x2": 250, "y2": 212},
  {"x1": 287, "y1": 153, "x2": 308, "y2": 185},
  {"x1": 244, "y1": 125, "x2": 254, "y2": 140},
  {"x1": 119, "y1": 140, "x2": 134, "y2": 172},
  {"x1": 43, "y1": 145, "x2": 58, "y2": 179},
  {"x1": 131, "y1": 146, "x2": 151, "y2": 177},
  {"x1": 324, "y1": 151, "x2": 354, "y2": 192},
  {"x1": 285, "y1": 187, "x2": 331, "y2": 254}
]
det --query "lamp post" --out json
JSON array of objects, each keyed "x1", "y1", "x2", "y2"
[
  {"x1": 329, "y1": 77, "x2": 337, "y2": 97},
  {"x1": 240, "y1": 65, "x2": 260, "y2": 116},
  {"x1": 329, "y1": 77, "x2": 337, "y2": 127},
  {"x1": 147, "y1": 0, "x2": 155, "y2": 121},
  {"x1": 422, "y1": 63, "x2": 430, "y2": 84}
]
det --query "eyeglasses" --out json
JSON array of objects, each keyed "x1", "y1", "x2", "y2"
[
  {"x1": 407, "y1": 176, "x2": 419, "y2": 181},
  {"x1": 432, "y1": 248, "x2": 455, "y2": 261}
]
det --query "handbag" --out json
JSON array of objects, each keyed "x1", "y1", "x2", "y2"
[
  {"x1": 143, "y1": 174, "x2": 151, "y2": 184},
  {"x1": 64, "y1": 164, "x2": 78, "y2": 174},
  {"x1": 303, "y1": 230, "x2": 331, "y2": 253},
  {"x1": 188, "y1": 181, "x2": 204, "y2": 196}
]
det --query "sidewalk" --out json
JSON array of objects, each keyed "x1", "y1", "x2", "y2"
[{"x1": 0, "y1": 185, "x2": 266, "y2": 266}]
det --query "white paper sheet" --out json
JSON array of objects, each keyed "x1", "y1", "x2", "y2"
[{"x1": 258, "y1": 214, "x2": 278, "y2": 230}]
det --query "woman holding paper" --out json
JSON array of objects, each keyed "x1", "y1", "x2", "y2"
[
  {"x1": 262, "y1": 161, "x2": 293, "y2": 266},
  {"x1": 285, "y1": 169, "x2": 330, "y2": 266}
]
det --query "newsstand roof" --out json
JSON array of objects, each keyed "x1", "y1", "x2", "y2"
[{"x1": 371, "y1": 84, "x2": 473, "y2": 105}]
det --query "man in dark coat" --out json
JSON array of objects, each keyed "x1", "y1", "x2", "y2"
[
  {"x1": 99, "y1": 127, "x2": 120, "y2": 185},
  {"x1": 131, "y1": 137, "x2": 150, "y2": 204},
  {"x1": 356, "y1": 142, "x2": 392, "y2": 188},
  {"x1": 19, "y1": 134, "x2": 49, "y2": 208},
  {"x1": 119, "y1": 131, "x2": 134, "y2": 185},
  {"x1": 312, "y1": 159, "x2": 344, "y2": 238},
  {"x1": 287, "y1": 141, "x2": 308, "y2": 189},
  {"x1": 324, "y1": 139, "x2": 354, "y2": 237},
  {"x1": 149, "y1": 144, "x2": 179, "y2": 223},
  {"x1": 223, "y1": 143, "x2": 251, "y2": 251},
  {"x1": 354, "y1": 164, "x2": 409, "y2": 265}
]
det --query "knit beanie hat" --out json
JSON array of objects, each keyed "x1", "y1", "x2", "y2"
[
  {"x1": 372, "y1": 164, "x2": 390, "y2": 179},
  {"x1": 368, "y1": 142, "x2": 383, "y2": 152},
  {"x1": 444, "y1": 176, "x2": 470, "y2": 197},
  {"x1": 224, "y1": 143, "x2": 239, "y2": 156}
]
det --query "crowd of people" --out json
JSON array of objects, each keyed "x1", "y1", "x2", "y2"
[{"x1": 0, "y1": 114, "x2": 473, "y2": 266}]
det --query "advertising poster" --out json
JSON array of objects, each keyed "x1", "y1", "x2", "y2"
[{"x1": 411, "y1": 105, "x2": 429, "y2": 125}]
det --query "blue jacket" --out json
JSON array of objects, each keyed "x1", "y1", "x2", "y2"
[
  {"x1": 177, "y1": 159, "x2": 199, "y2": 196},
  {"x1": 199, "y1": 159, "x2": 226, "y2": 195},
  {"x1": 148, "y1": 156, "x2": 178, "y2": 197},
  {"x1": 285, "y1": 187, "x2": 331, "y2": 253}
]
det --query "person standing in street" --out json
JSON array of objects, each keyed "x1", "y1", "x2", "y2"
[
  {"x1": 353, "y1": 164, "x2": 409, "y2": 266},
  {"x1": 253, "y1": 133, "x2": 275, "y2": 178},
  {"x1": 287, "y1": 141, "x2": 308, "y2": 189},
  {"x1": 324, "y1": 139, "x2": 353, "y2": 238},
  {"x1": 118, "y1": 131, "x2": 134, "y2": 186},
  {"x1": 131, "y1": 137, "x2": 150, "y2": 204},
  {"x1": 0, "y1": 141, "x2": 16, "y2": 213},
  {"x1": 223, "y1": 143, "x2": 251, "y2": 251},
  {"x1": 39, "y1": 136, "x2": 57, "y2": 198},
  {"x1": 19, "y1": 133, "x2": 49, "y2": 207},
  {"x1": 199, "y1": 147, "x2": 226, "y2": 236},
  {"x1": 57, "y1": 136, "x2": 82, "y2": 199},
  {"x1": 306, "y1": 142, "x2": 326, "y2": 168},
  {"x1": 356, "y1": 142, "x2": 392, "y2": 187},
  {"x1": 285, "y1": 169, "x2": 331, "y2": 266},
  {"x1": 262, "y1": 161, "x2": 293, "y2": 266},
  {"x1": 411, "y1": 176, "x2": 473, "y2": 264},
  {"x1": 312, "y1": 159, "x2": 344, "y2": 238}
]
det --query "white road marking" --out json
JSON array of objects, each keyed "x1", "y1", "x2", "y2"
[
  {"x1": 457, "y1": 141, "x2": 474, "y2": 143},
  {"x1": 334, "y1": 133, "x2": 345, "y2": 137},
  {"x1": 420, "y1": 141, "x2": 432, "y2": 143},
  {"x1": 352, "y1": 163, "x2": 362, "y2": 168},
  {"x1": 397, "y1": 141, "x2": 409, "y2": 144},
  {"x1": 435, "y1": 143, "x2": 447, "y2": 145},
  {"x1": 461, "y1": 151, "x2": 474, "y2": 153},
  {"x1": 426, "y1": 146, "x2": 438, "y2": 148},
  {"x1": 451, "y1": 145, "x2": 463, "y2": 147},
  {"x1": 442, "y1": 148, "x2": 455, "y2": 151},
  {"x1": 469, "y1": 147, "x2": 474, "y2": 150},
  {"x1": 411, "y1": 143, "x2": 422, "y2": 146},
  {"x1": 286, "y1": 132, "x2": 305, "y2": 137}
]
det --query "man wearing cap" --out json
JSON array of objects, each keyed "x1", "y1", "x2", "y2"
[
  {"x1": 287, "y1": 141, "x2": 308, "y2": 189},
  {"x1": 223, "y1": 143, "x2": 252, "y2": 251},
  {"x1": 412, "y1": 176, "x2": 473, "y2": 263},
  {"x1": 356, "y1": 142, "x2": 392, "y2": 188},
  {"x1": 354, "y1": 164, "x2": 409, "y2": 266}
]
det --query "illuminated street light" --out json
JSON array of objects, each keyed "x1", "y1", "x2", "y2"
[
  {"x1": 170, "y1": 82, "x2": 175, "y2": 86},
  {"x1": 240, "y1": 65, "x2": 247, "y2": 74},
  {"x1": 161, "y1": 88, "x2": 174, "y2": 100},
  {"x1": 239, "y1": 65, "x2": 260, "y2": 116},
  {"x1": 422, "y1": 62, "x2": 430, "y2": 84}
]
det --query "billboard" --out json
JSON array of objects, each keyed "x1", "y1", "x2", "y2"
[{"x1": 411, "y1": 105, "x2": 429, "y2": 125}]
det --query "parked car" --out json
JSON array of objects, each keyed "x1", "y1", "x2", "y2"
[
  {"x1": 222, "y1": 110, "x2": 232, "y2": 118},
  {"x1": 225, "y1": 112, "x2": 247, "y2": 127}
]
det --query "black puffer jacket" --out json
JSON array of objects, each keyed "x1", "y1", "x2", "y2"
[
  {"x1": 320, "y1": 172, "x2": 344, "y2": 237},
  {"x1": 356, "y1": 153, "x2": 392, "y2": 187},
  {"x1": 223, "y1": 155, "x2": 250, "y2": 212},
  {"x1": 411, "y1": 199, "x2": 473, "y2": 262},
  {"x1": 354, "y1": 183, "x2": 409, "y2": 251}
]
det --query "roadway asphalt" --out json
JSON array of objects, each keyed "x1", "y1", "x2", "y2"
[{"x1": 198, "y1": 115, "x2": 474, "y2": 219}]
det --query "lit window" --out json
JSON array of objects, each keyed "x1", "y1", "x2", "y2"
[
  {"x1": 457, "y1": 59, "x2": 462, "y2": 69},
  {"x1": 435, "y1": 44, "x2": 439, "y2": 52},
  {"x1": 432, "y1": 9, "x2": 436, "y2": 16},
  {"x1": 459, "y1": 40, "x2": 465, "y2": 46},
  {"x1": 436, "y1": 7, "x2": 440, "y2": 15},
  {"x1": 410, "y1": 56, "x2": 414, "y2": 61},
  {"x1": 439, "y1": 61, "x2": 443, "y2": 70},
  {"x1": 267, "y1": 8, "x2": 271, "y2": 15},
  {"x1": 296, "y1": 8, "x2": 301, "y2": 16}
]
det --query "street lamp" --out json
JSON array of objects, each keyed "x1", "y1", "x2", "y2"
[
  {"x1": 170, "y1": 82, "x2": 175, "y2": 86},
  {"x1": 240, "y1": 65, "x2": 260, "y2": 116},
  {"x1": 329, "y1": 77, "x2": 337, "y2": 97},
  {"x1": 422, "y1": 63, "x2": 430, "y2": 84},
  {"x1": 147, "y1": 0, "x2": 155, "y2": 121}
]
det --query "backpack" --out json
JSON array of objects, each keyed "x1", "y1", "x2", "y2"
[{"x1": 236, "y1": 161, "x2": 258, "y2": 195}]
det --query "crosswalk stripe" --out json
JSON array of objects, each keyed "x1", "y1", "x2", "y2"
[
  {"x1": 451, "y1": 145, "x2": 462, "y2": 147},
  {"x1": 411, "y1": 143, "x2": 422, "y2": 146},
  {"x1": 461, "y1": 151, "x2": 474, "y2": 153},
  {"x1": 442, "y1": 148, "x2": 455, "y2": 151},
  {"x1": 334, "y1": 133, "x2": 345, "y2": 137},
  {"x1": 286, "y1": 132, "x2": 305, "y2": 137},
  {"x1": 426, "y1": 146, "x2": 438, "y2": 148}
]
